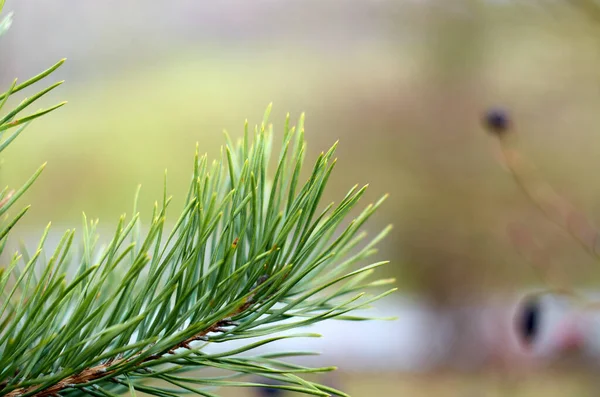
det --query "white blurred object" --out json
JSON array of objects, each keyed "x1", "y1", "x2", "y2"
[
  {"x1": 543, "y1": 291, "x2": 600, "y2": 367},
  {"x1": 202, "y1": 296, "x2": 449, "y2": 372},
  {"x1": 202, "y1": 291, "x2": 600, "y2": 373}
]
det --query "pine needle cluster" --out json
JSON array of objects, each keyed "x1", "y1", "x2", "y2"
[{"x1": 0, "y1": 6, "x2": 393, "y2": 397}]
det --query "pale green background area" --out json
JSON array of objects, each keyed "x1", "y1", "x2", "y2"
[
  {"x1": 3, "y1": 46, "x2": 402, "y2": 226},
  {"x1": 6, "y1": 8, "x2": 600, "y2": 293},
  {"x1": 4, "y1": 1, "x2": 600, "y2": 394}
]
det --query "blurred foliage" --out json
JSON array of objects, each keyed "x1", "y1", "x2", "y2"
[{"x1": 5, "y1": 1, "x2": 600, "y2": 299}]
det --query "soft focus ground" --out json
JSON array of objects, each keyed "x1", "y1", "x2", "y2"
[{"x1": 185, "y1": 371, "x2": 600, "y2": 397}]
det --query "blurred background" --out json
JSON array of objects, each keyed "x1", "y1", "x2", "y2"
[{"x1": 5, "y1": 0, "x2": 600, "y2": 395}]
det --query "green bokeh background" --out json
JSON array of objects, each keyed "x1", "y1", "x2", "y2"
[
  {"x1": 6, "y1": 4, "x2": 600, "y2": 295},
  {"x1": 5, "y1": 1, "x2": 600, "y2": 393}
]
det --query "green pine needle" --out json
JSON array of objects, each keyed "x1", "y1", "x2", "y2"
[
  {"x1": 0, "y1": 10, "x2": 393, "y2": 397},
  {"x1": 0, "y1": 110, "x2": 392, "y2": 397},
  {"x1": 0, "y1": 11, "x2": 11, "y2": 38}
]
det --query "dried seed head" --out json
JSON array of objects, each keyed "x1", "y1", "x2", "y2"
[
  {"x1": 515, "y1": 296, "x2": 541, "y2": 348},
  {"x1": 483, "y1": 108, "x2": 510, "y2": 134}
]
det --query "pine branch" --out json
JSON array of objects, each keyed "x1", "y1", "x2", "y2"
[
  {"x1": 0, "y1": 107, "x2": 393, "y2": 397},
  {"x1": 3, "y1": 279, "x2": 267, "y2": 397},
  {"x1": 0, "y1": 7, "x2": 394, "y2": 396}
]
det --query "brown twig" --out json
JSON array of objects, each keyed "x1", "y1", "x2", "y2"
[
  {"x1": 485, "y1": 109, "x2": 600, "y2": 311},
  {"x1": 4, "y1": 275, "x2": 270, "y2": 397},
  {"x1": 486, "y1": 110, "x2": 600, "y2": 263}
]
